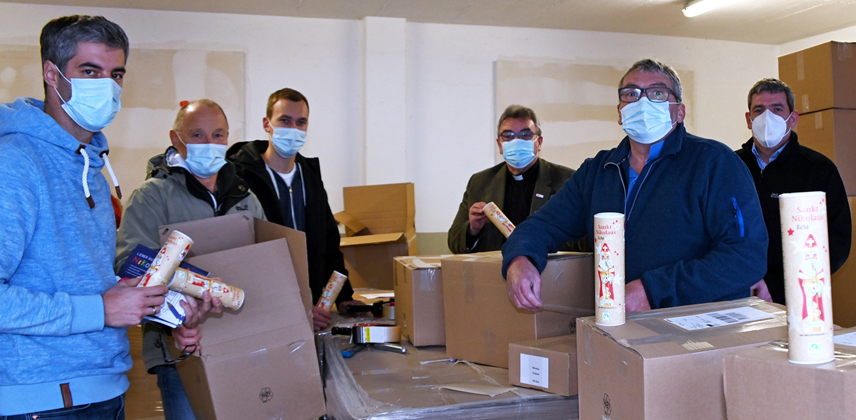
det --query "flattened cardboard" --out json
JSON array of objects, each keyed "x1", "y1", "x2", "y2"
[
  {"x1": 779, "y1": 41, "x2": 856, "y2": 113},
  {"x1": 577, "y1": 298, "x2": 787, "y2": 420},
  {"x1": 509, "y1": 335, "x2": 578, "y2": 397},
  {"x1": 442, "y1": 252, "x2": 594, "y2": 368},
  {"x1": 794, "y1": 108, "x2": 856, "y2": 195},
  {"x1": 724, "y1": 327, "x2": 856, "y2": 420},
  {"x1": 394, "y1": 256, "x2": 449, "y2": 346},
  {"x1": 159, "y1": 213, "x2": 324, "y2": 420}
]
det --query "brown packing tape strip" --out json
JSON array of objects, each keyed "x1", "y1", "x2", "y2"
[{"x1": 352, "y1": 325, "x2": 401, "y2": 343}]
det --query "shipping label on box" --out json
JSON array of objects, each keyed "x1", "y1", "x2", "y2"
[
  {"x1": 394, "y1": 255, "x2": 451, "y2": 346},
  {"x1": 442, "y1": 252, "x2": 593, "y2": 368},
  {"x1": 725, "y1": 327, "x2": 856, "y2": 420},
  {"x1": 160, "y1": 213, "x2": 325, "y2": 420},
  {"x1": 779, "y1": 41, "x2": 856, "y2": 113},
  {"x1": 577, "y1": 297, "x2": 786, "y2": 420},
  {"x1": 509, "y1": 335, "x2": 578, "y2": 397}
]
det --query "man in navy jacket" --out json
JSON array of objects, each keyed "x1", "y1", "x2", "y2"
[{"x1": 503, "y1": 59, "x2": 768, "y2": 312}]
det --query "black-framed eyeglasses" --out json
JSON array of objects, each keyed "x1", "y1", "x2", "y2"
[
  {"x1": 498, "y1": 130, "x2": 539, "y2": 142},
  {"x1": 618, "y1": 86, "x2": 676, "y2": 103}
]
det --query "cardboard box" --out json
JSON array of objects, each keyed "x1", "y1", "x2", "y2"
[
  {"x1": 725, "y1": 327, "x2": 856, "y2": 420},
  {"x1": 794, "y1": 108, "x2": 856, "y2": 195},
  {"x1": 393, "y1": 255, "x2": 449, "y2": 346},
  {"x1": 577, "y1": 298, "x2": 786, "y2": 420},
  {"x1": 336, "y1": 183, "x2": 417, "y2": 289},
  {"x1": 832, "y1": 197, "x2": 856, "y2": 327},
  {"x1": 442, "y1": 252, "x2": 594, "y2": 368},
  {"x1": 509, "y1": 335, "x2": 578, "y2": 397},
  {"x1": 160, "y1": 213, "x2": 325, "y2": 420},
  {"x1": 779, "y1": 41, "x2": 856, "y2": 113}
]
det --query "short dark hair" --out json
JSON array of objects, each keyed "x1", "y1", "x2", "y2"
[
  {"x1": 266, "y1": 88, "x2": 309, "y2": 119},
  {"x1": 173, "y1": 99, "x2": 228, "y2": 131},
  {"x1": 497, "y1": 105, "x2": 541, "y2": 137},
  {"x1": 747, "y1": 78, "x2": 795, "y2": 113},
  {"x1": 620, "y1": 59, "x2": 683, "y2": 103},
  {"x1": 40, "y1": 15, "x2": 129, "y2": 75}
]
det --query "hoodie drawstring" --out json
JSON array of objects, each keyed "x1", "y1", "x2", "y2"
[
  {"x1": 100, "y1": 151, "x2": 122, "y2": 199},
  {"x1": 76, "y1": 145, "x2": 95, "y2": 209}
]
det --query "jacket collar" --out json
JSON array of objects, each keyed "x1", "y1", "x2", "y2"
[{"x1": 605, "y1": 123, "x2": 686, "y2": 165}]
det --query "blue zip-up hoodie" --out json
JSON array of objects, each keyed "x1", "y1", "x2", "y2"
[
  {"x1": 0, "y1": 98, "x2": 129, "y2": 414},
  {"x1": 502, "y1": 124, "x2": 768, "y2": 309}
]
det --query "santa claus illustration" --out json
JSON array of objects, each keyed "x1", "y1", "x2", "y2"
[
  {"x1": 598, "y1": 242, "x2": 615, "y2": 307},
  {"x1": 797, "y1": 234, "x2": 825, "y2": 332}
]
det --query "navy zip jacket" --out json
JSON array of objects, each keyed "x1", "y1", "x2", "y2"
[{"x1": 502, "y1": 124, "x2": 768, "y2": 309}]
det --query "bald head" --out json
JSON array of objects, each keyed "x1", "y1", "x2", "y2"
[
  {"x1": 173, "y1": 99, "x2": 228, "y2": 132},
  {"x1": 169, "y1": 99, "x2": 229, "y2": 158}
]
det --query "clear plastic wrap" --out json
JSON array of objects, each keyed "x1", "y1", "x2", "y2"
[{"x1": 322, "y1": 334, "x2": 579, "y2": 420}]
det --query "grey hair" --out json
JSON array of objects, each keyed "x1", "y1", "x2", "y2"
[
  {"x1": 620, "y1": 59, "x2": 683, "y2": 103},
  {"x1": 497, "y1": 105, "x2": 542, "y2": 137},
  {"x1": 40, "y1": 15, "x2": 129, "y2": 75}
]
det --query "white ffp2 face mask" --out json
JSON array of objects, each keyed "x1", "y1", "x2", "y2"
[{"x1": 752, "y1": 109, "x2": 791, "y2": 148}]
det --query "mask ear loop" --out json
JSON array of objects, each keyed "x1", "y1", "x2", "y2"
[{"x1": 51, "y1": 63, "x2": 73, "y2": 104}]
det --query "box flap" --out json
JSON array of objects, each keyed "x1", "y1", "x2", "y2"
[
  {"x1": 343, "y1": 183, "x2": 415, "y2": 235},
  {"x1": 333, "y1": 211, "x2": 366, "y2": 237},
  {"x1": 253, "y1": 219, "x2": 313, "y2": 317},
  {"x1": 340, "y1": 232, "x2": 405, "y2": 247},
  {"x1": 159, "y1": 212, "x2": 255, "y2": 258},
  {"x1": 393, "y1": 255, "x2": 451, "y2": 270}
]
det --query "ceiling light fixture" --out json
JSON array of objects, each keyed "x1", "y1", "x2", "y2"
[{"x1": 682, "y1": 0, "x2": 729, "y2": 18}]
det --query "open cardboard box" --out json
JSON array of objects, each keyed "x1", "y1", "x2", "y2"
[
  {"x1": 158, "y1": 213, "x2": 324, "y2": 420},
  {"x1": 335, "y1": 182, "x2": 417, "y2": 289}
]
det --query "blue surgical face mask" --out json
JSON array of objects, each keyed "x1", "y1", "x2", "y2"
[
  {"x1": 53, "y1": 64, "x2": 122, "y2": 132},
  {"x1": 178, "y1": 135, "x2": 227, "y2": 178},
  {"x1": 502, "y1": 139, "x2": 537, "y2": 169},
  {"x1": 620, "y1": 97, "x2": 677, "y2": 144},
  {"x1": 270, "y1": 127, "x2": 306, "y2": 158}
]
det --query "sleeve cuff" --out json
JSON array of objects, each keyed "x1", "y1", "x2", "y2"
[{"x1": 69, "y1": 294, "x2": 106, "y2": 334}]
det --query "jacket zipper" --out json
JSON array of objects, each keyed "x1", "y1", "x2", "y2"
[{"x1": 731, "y1": 197, "x2": 745, "y2": 238}]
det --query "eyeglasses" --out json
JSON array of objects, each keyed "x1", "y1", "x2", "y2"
[
  {"x1": 618, "y1": 86, "x2": 676, "y2": 103},
  {"x1": 498, "y1": 130, "x2": 539, "y2": 142}
]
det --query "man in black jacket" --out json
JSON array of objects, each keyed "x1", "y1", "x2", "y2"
[
  {"x1": 228, "y1": 88, "x2": 359, "y2": 330},
  {"x1": 736, "y1": 78, "x2": 851, "y2": 305}
]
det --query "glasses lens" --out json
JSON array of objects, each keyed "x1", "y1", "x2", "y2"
[
  {"x1": 519, "y1": 131, "x2": 535, "y2": 140},
  {"x1": 619, "y1": 88, "x2": 641, "y2": 103},
  {"x1": 647, "y1": 88, "x2": 671, "y2": 102},
  {"x1": 500, "y1": 133, "x2": 513, "y2": 141}
]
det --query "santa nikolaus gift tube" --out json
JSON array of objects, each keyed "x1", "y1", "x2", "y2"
[
  {"x1": 316, "y1": 271, "x2": 348, "y2": 312},
  {"x1": 139, "y1": 230, "x2": 194, "y2": 287},
  {"x1": 779, "y1": 191, "x2": 834, "y2": 364},
  {"x1": 594, "y1": 212, "x2": 625, "y2": 326},
  {"x1": 483, "y1": 202, "x2": 515, "y2": 238},
  {"x1": 170, "y1": 268, "x2": 245, "y2": 310}
]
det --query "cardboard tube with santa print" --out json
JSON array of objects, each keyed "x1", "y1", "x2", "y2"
[
  {"x1": 138, "y1": 230, "x2": 194, "y2": 288},
  {"x1": 779, "y1": 191, "x2": 834, "y2": 364},
  {"x1": 170, "y1": 268, "x2": 245, "y2": 310},
  {"x1": 594, "y1": 212, "x2": 625, "y2": 326},
  {"x1": 483, "y1": 202, "x2": 515, "y2": 238},
  {"x1": 316, "y1": 271, "x2": 348, "y2": 312}
]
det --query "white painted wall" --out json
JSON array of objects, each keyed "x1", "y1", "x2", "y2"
[{"x1": 0, "y1": 2, "x2": 781, "y2": 234}]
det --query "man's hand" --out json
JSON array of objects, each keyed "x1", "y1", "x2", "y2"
[
  {"x1": 103, "y1": 277, "x2": 168, "y2": 327},
  {"x1": 750, "y1": 279, "x2": 773, "y2": 303},
  {"x1": 468, "y1": 202, "x2": 488, "y2": 235},
  {"x1": 173, "y1": 324, "x2": 201, "y2": 350},
  {"x1": 336, "y1": 300, "x2": 365, "y2": 314},
  {"x1": 181, "y1": 290, "x2": 224, "y2": 329},
  {"x1": 312, "y1": 306, "x2": 333, "y2": 331},
  {"x1": 506, "y1": 256, "x2": 543, "y2": 311},
  {"x1": 625, "y1": 279, "x2": 651, "y2": 312}
]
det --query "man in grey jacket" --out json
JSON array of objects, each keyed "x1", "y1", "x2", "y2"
[{"x1": 115, "y1": 99, "x2": 265, "y2": 420}]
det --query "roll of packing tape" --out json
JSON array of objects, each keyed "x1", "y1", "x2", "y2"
[
  {"x1": 352, "y1": 323, "x2": 401, "y2": 344},
  {"x1": 383, "y1": 302, "x2": 395, "y2": 320}
]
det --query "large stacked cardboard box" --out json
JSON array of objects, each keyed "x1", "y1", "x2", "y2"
[
  {"x1": 160, "y1": 213, "x2": 325, "y2": 420},
  {"x1": 780, "y1": 42, "x2": 856, "y2": 326},
  {"x1": 441, "y1": 252, "x2": 593, "y2": 369},
  {"x1": 576, "y1": 298, "x2": 786, "y2": 420},
  {"x1": 724, "y1": 327, "x2": 856, "y2": 420},
  {"x1": 335, "y1": 182, "x2": 417, "y2": 290},
  {"x1": 393, "y1": 255, "x2": 449, "y2": 346}
]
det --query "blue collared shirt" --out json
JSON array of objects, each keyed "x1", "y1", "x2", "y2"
[
  {"x1": 751, "y1": 141, "x2": 787, "y2": 170},
  {"x1": 627, "y1": 140, "x2": 665, "y2": 199}
]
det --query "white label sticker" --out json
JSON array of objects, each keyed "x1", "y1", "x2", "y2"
[
  {"x1": 519, "y1": 354, "x2": 549, "y2": 387},
  {"x1": 834, "y1": 331, "x2": 856, "y2": 347},
  {"x1": 665, "y1": 307, "x2": 775, "y2": 331}
]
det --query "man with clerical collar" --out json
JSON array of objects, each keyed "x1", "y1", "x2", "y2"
[
  {"x1": 448, "y1": 105, "x2": 586, "y2": 254},
  {"x1": 735, "y1": 78, "x2": 851, "y2": 305},
  {"x1": 503, "y1": 59, "x2": 768, "y2": 313}
]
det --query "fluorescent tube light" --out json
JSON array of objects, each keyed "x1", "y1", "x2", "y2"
[{"x1": 682, "y1": 0, "x2": 729, "y2": 17}]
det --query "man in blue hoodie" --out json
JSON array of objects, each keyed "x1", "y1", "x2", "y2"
[
  {"x1": 503, "y1": 59, "x2": 768, "y2": 313},
  {"x1": 0, "y1": 15, "x2": 168, "y2": 418}
]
